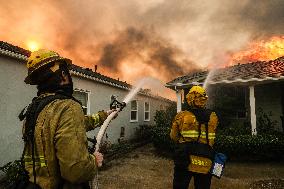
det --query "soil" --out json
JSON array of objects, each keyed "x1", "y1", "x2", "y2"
[{"x1": 98, "y1": 144, "x2": 284, "y2": 189}]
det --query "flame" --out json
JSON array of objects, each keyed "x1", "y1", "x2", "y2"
[
  {"x1": 26, "y1": 40, "x2": 41, "y2": 52},
  {"x1": 230, "y1": 36, "x2": 284, "y2": 65}
]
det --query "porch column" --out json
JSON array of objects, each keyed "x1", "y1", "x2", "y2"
[
  {"x1": 176, "y1": 89, "x2": 182, "y2": 113},
  {"x1": 249, "y1": 85, "x2": 257, "y2": 135}
]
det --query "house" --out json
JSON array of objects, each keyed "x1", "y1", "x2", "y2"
[
  {"x1": 166, "y1": 57, "x2": 284, "y2": 135},
  {"x1": 0, "y1": 41, "x2": 174, "y2": 167}
]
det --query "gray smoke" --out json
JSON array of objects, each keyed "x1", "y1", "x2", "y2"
[{"x1": 0, "y1": 0, "x2": 283, "y2": 83}]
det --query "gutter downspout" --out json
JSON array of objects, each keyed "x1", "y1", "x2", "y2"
[{"x1": 249, "y1": 85, "x2": 257, "y2": 135}]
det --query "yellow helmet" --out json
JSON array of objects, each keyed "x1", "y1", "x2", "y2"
[
  {"x1": 24, "y1": 49, "x2": 71, "y2": 84},
  {"x1": 186, "y1": 85, "x2": 208, "y2": 108}
]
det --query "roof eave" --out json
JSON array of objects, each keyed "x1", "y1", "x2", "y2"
[
  {"x1": 208, "y1": 76, "x2": 284, "y2": 85},
  {"x1": 70, "y1": 70, "x2": 131, "y2": 90},
  {"x1": 0, "y1": 48, "x2": 28, "y2": 61},
  {"x1": 165, "y1": 81, "x2": 204, "y2": 90}
]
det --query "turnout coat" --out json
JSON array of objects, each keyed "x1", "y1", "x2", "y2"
[{"x1": 22, "y1": 93, "x2": 107, "y2": 189}]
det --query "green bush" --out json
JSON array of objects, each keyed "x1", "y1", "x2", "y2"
[
  {"x1": 215, "y1": 134, "x2": 284, "y2": 161},
  {"x1": 150, "y1": 105, "x2": 176, "y2": 153},
  {"x1": 132, "y1": 124, "x2": 152, "y2": 143},
  {"x1": 149, "y1": 104, "x2": 284, "y2": 161},
  {"x1": 0, "y1": 160, "x2": 25, "y2": 188},
  {"x1": 217, "y1": 120, "x2": 251, "y2": 136},
  {"x1": 257, "y1": 108, "x2": 278, "y2": 134}
]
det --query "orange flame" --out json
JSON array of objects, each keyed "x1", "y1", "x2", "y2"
[{"x1": 230, "y1": 36, "x2": 284, "y2": 65}]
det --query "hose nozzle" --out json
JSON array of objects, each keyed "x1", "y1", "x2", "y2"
[{"x1": 110, "y1": 97, "x2": 126, "y2": 111}]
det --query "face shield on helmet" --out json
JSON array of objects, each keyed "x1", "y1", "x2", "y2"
[{"x1": 186, "y1": 86, "x2": 208, "y2": 108}]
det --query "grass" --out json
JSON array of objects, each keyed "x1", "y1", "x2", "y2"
[{"x1": 98, "y1": 144, "x2": 284, "y2": 189}]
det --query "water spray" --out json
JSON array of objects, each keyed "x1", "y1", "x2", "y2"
[{"x1": 90, "y1": 78, "x2": 151, "y2": 189}]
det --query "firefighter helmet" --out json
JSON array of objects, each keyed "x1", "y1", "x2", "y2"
[
  {"x1": 24, "y1": 49, "x2": 71, "y2": 84},
  {"x1": 186, "y1": 85, "x2": 208, "y2": 108}
]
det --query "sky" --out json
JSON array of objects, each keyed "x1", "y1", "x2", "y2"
[{"x1": 0, "y1": 0, "x2": 283, "y2": 99}]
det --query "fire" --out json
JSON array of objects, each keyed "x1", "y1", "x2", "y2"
[
  {"x1": 26, "y1": 40, "x2": 41, "y2": 52},
  {"x1": 230, "y1": 36, "x2": 284, "y2": 65}
]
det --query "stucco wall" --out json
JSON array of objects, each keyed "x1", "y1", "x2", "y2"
[
  {"x1": 255, "y1": 83, "x2": 283, "y2": 131},
  {"x1": 0, "y1": 56, "x2": 36, "y2": 167},
  {"x1": 72, "y1": 75, "x2": 173, "y2": 144},
  {"x1": 0, "y1": 55, "x2": 173, "y2": 167}
]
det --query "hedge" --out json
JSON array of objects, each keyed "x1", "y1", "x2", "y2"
[{"x1": 214, "y1": 134, "x2": 284, "y2": 161}]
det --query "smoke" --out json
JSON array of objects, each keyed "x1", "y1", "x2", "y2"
[
  {"x1": 98, "y1": 27, "x2": 198, "y2": 81},
  {"x1": 0, "y1": 0, "x2": 283, "y2": 97}
]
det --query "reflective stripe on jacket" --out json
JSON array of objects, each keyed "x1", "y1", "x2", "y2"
[{"x1": 170, "y1": 110, "x2": 218, "y2": 147}]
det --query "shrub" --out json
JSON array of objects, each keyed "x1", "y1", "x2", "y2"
[
  {"x1": 0, "y1": 160, "x2": 24, "y2": 188},
  {"x1": 257, "y1": 108, "x2": 278, "y2": 134},
  {"x1": 149, "y1": 104, "x2": 284, "y2": 161},
  {"x1": 150, "y1": 105, "x2": 176, "y2": 153},
  {"x1": 132, "y1": 124, "x2": 152, "y2": 143},
  {"x1": 215, "y1": 134, "x2": 284, "y2": 161},
  {"x1": 217, "y1": 120, "x2": 251, "y2": 136}
]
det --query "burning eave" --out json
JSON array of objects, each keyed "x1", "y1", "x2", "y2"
[{"x1": 166, "y1": 56, "x2": 284, "y2": 90}]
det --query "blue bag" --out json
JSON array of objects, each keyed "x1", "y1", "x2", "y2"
[{"x1": 210, "y1": 153, "x2": 227, "y2": 178}]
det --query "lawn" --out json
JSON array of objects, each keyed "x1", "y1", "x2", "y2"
[{"x1": 98, "y1": 144, "x2": 284, "y2": 189}]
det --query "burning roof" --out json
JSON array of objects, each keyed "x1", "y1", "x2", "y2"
[{"x1": 166, "y1": 56, "x2": 284, "y2": 89}]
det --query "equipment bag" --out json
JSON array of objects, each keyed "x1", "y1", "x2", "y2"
[{"x1": 210, "y1": 153, "x2": 227, "y2": 178}]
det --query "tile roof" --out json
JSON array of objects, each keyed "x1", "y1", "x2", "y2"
[
  {"x1": 0, "y1": 41, "x2": 31, "y2": 57},
  {"x1": 70, "y1": 64, "x2": 131, "y2": 89},
  {"x1": 166, "y1": 56, "x2": 284, "y2": 89}
]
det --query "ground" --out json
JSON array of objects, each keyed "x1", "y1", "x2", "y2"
[{"x1": 98, "y1": 144, "x2": 284, "y2": 189}]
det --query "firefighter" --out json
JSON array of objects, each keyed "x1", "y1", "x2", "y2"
[
  {"x1": 20, "y1": 49, "x2": 115, "y2": 189},
  {"x1": 170, "y1": 85, "x2": 218, "y2": 189}
]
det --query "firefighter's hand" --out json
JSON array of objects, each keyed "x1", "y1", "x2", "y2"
[{"x1": 94, "y1": 152, "x2": 104, "y2": 167}]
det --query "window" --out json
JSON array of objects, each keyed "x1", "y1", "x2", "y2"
[
  {"x1": 73, "y1": 89, "x2": 90, "y2": 115},
  {"x1": 144, "y1": 102, "x2": 150, "y2": 121},
  {"x1": 130, "y1": 100, "x2": 138, "y2": 122}
]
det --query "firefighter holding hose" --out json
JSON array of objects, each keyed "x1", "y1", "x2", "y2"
[
  {"x1": 170, "y1": 86, "x2": 218, "y2": 189},
  {"x1": 18, "y1": 49, "x2": 116, "y2": 189}
]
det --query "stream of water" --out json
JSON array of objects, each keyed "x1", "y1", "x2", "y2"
[
  {"x1": 92, "y1": 77, "x2": 155, "y2": 189},
  {"x1": 123, "y1": 77, "x2": 154, "y2": 103}
]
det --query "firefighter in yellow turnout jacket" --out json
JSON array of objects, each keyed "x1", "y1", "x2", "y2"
[
  {"x1": 19, "y1": 49, "x2": 115, "y2": 189},
  {"x1": 170, "y1": 86, "x2": 218, "y2": 189}
]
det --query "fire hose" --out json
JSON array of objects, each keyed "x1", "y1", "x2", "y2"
[{"x1": 90, "y1": 99, "x2": 126, "y2": 189}]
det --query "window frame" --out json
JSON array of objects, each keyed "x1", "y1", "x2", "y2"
[
  {"x1": 130, "y1": 100, "x2": 138, "y2": 122},
  {"x1": 73, "y1": 88, "x2": 91, "y2": 115},
  {"x1": 144, "y1": 101, "x2": 150, "y2": 121}
]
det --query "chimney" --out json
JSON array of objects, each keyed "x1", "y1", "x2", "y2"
[{"x1": 94, "y1": 65, "x2": 98, "y2": 72}]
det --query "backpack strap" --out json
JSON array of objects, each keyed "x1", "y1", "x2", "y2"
[
  {"x1": 190, "y1": 108, "x2": 212, "y2": 145},
  {"x1": 19, "y1": 93, "x2": 74, "y2": 186}
]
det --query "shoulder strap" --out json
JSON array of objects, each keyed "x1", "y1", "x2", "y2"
[
  {"x1": 19, "y1": 94, "x2": 73, "y2": 185},
  {"x1": 189, "y1": 108, "x2": 212, "y2": 144}
]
